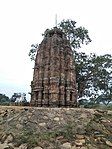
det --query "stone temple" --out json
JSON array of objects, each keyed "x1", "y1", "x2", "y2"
[{"x1": 30, "y1": 27, "x2": 77, "y2": 107}]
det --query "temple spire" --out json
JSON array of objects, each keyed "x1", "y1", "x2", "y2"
[
  {"x1": 55, "y1": 14, "x2": 57, "y2": 27},
  {"x1": 30, "y1": 27, "x2": 77, "y2": 107}
]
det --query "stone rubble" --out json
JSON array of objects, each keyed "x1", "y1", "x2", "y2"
[{"x1": 0, "y1": 106, "x2": 112, "y2": 149}]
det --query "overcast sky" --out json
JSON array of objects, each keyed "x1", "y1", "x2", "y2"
[{"x1": 0, "y1": 0, "x2": 112, "y2": 99}]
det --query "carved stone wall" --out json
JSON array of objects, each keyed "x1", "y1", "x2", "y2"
[{"x1": 30, "y1": 27, "x2": 77, "y2": 107}]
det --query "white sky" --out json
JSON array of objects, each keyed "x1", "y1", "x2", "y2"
[{"x1": 0, "y1": 0, "x2": 112, "y2": 99}]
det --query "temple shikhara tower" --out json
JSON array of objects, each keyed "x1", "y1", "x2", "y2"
[{"x1": 30, "y1": 27, "x2": 77, "y2": 107}]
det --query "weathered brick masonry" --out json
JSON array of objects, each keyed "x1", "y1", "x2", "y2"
[{"x1": 30, "y1": 27, "x2": 77, "y2": 107}]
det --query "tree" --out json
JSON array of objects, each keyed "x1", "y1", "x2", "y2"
[
  {"x1": 28, "y1": 19, "x2": 112, "y2": 105},
  {"x1": 58, "y1": 20, "x2": 112, "y2": 104},
  {"x1": 0, "y1": 93, "x2": 10, "y2": 105},
  {"x1": 58, "y1": 20, "x2": 91, "y2": 49},
  {"x1": 29, "y1": 19, "x2": 91, "y2": 61},
  {"x1": 28, "y1": 44, "x2": 38, "y2": 61},
  {"x1": 75, "y1": 52, "x2": 112, "y2": 105},
  {"x1": 10, "y1": 93, "x2": 27, "y2": 103}
]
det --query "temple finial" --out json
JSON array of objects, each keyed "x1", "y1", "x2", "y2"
[{"x1": 55, "y1": 14, "x2": 57, "y2": 27}]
